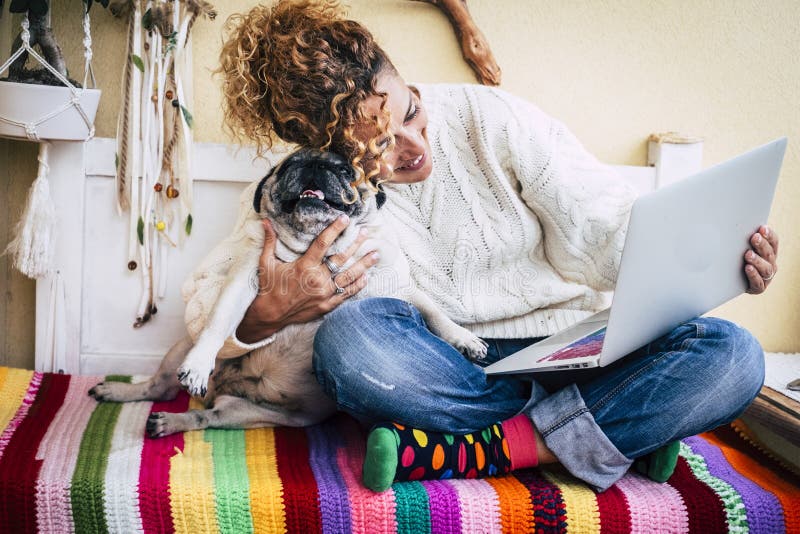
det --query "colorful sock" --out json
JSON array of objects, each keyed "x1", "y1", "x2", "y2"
[
  {"x1": 363, "y1": 415, "x2": 538, "y2": 492},
  {"x1": 634, "y1": 441, "x2": 681, "y2": 483}
]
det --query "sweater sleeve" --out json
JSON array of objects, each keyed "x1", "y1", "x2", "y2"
[
  {"x1": 493, "y1": 88, "x2": 636, "y2": 291},
  {"x1": 181, "y1": 180, "x2": 276, "y2": 359}
]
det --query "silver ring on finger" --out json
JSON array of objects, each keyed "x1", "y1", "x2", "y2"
[
  {"x1": 763, "y1": 272, "x2": 775, "y2": 281},
  {"x1": 323, "y1": 257, "x2": 341, "y2": 276},
  {"x1": 333, "y1": 279, "x2": 346, "y2": 295}
]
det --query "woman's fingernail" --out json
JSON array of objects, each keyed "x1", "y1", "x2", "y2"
[
  {"x1": 754, "y1": 234, "x2": 761, "y2": 244},
  {"x1": 339, "y1": 214, "x2": 350, "y2": 224},
  {"x1": 371, "y1": 252, "x2": 380, "y2": 261},
  {"x1": 746, "y1": 251, "x2": 754, "y2": 260},
  {"x1": 764, "y1": 227, "x2": 770, "y2": 237}
]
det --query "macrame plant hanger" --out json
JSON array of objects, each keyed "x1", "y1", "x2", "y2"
[{"x1": 1, "y1": 11, "x2": 97, "y2": 279}]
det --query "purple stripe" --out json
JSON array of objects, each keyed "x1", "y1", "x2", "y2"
[
  {"x1": 421, "y1": 480, "x2": 461, "y2": 534},
  {"x1": 306, "y1": 424, "x2": 352, "y2": 534},
  {"x1": 684, "y1": 435, "x2": 785, "y2": 534}
]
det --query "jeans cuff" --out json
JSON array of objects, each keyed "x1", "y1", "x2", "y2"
[{"x1": 524, "y1": 383, "x2": 632, "y2": 492}]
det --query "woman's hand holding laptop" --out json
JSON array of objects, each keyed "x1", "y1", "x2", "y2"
[{"x1": 744, "y1": 225, "x2": 779, "y2": 294}]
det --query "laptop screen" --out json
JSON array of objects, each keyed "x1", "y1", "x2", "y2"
[{"x1": 536, "y1": 328, "x2": 606, "y2": 363}]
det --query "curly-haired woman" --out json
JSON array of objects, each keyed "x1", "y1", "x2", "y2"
[{"x1": 205, "y1": 0, "x2": 779, "y2": 492}]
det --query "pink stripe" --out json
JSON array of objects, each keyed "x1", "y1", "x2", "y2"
[
  {"x1": 34, "y1": 375, "x2": 100, "y2": 533},
  {"x1": 615, "y1": 473, "x2": 689, "y2": 532},
  {"x1": 335, "y1": 420, "x2": 397, "y2": 534},
  {"x1": 445, "y1": 479, "x2": 502, "y2": 533},
  {"x1": 0, "y1": 372, "x2": 42, "y2": 459},
  {"x1": 139, "y1": 393, "x2": 189, "y2": 533}
]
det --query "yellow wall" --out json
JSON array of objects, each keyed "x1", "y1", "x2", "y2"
[{"x1": 2, "y1": 0, "x2": 798, "y2": 368}]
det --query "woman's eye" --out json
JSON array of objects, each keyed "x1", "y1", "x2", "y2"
[{"x1": 405, "y1": 103, "x2": 420, "y2": 123}]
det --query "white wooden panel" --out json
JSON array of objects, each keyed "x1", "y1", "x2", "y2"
[
  {"x1": 35, "y1": 141, "x2": 86, "y2": 373},
  {"x1": 86, "y1": 137, "x2": 287, "y2": 183},
  {"x1": 615, "y1": 165, "x2": 656, "y2": 196},
  {"x1": 80, "y1": 176, "x2": 248, "y2": 373}
]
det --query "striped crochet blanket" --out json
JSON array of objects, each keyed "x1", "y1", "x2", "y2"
[{"x1": 1, "y1": 368, "x2": 798, "y2": 533}]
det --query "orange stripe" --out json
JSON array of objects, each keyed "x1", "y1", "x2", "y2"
[
  {"x1": 703, "y1": 430, "x2": 800, "y2": 531},
  {"x1": 486, "y1": 475, "x2": 534, "y2": 533}
]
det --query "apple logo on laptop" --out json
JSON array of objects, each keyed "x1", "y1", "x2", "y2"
[{"x1": 674, "y1": 222, "x2": 721, "y2": 273}]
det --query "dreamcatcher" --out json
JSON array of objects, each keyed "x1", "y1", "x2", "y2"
[{"x1": 114, "y1": 0, "x2": 215, "y2": 328}]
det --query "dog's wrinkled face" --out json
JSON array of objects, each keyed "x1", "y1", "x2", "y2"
[{"x1": 254, "y1": 148, "x2": 384, "y2": 253}]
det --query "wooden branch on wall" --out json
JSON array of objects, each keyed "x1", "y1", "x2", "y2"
[{"x1": 414, "y1": 0, "x2": 501, "y2": 86}]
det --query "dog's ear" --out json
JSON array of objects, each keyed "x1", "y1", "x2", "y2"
[
  {"x1": 252, "y1": 168, "x2": 275, "y2": 214},
  {"x1": 376, "y1": 183, "x2": 387, "y2": 210}
]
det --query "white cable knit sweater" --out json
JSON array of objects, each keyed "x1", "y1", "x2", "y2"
[
  {"x1": 187, "y1": 83, "x2": 637, "y2": 356},
  {"x1": 381, "y1": 83, "x2": 636, "y2": 339}
]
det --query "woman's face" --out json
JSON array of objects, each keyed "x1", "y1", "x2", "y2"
[{"x1": 358, "y1": 72, "x2": 433, "y2": 184}]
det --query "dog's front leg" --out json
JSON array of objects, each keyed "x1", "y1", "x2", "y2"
[
  {"x1": 177, "y1": 252, "x2": 260, "y2": 397},
  {"x1": 406, "y1": 287, "x2": 488, "y2": 361}
]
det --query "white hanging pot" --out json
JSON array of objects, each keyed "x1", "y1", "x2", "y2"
[
  {"x1": 0, "y1": 12, "x2": 101, "y2": 142},
  {"x1": 2, "y1": 9, "x2": 102, "y2": 280},
  {"x1": 0, "y1": 81, "x2": 101, "y2": 141}
]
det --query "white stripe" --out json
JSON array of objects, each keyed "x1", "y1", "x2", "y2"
[{"x1": 103, "y1": 399, "x2": 152, "y2": 534}]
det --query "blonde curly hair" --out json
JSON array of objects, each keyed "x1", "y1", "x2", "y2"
[{"x1": 218, "y1": 0, "x2": 397, "y2": 190}]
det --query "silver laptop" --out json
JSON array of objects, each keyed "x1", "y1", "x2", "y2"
[{"x1": 485, "y1": 138, "x2": 787, "y2": 375}]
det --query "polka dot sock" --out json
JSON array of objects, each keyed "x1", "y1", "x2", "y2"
[{"x1": 363, "y1": 414, "x2": 538, "y2": 492}]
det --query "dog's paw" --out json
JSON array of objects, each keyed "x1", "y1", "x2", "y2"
[
  {"x1": 176, "y1": 361, "x2": 213, "y2": 397},
  {"x1": 146, "y1": 412, "x2": 183, "y2": 438},
  {"x1": 442, "y1": 326, "x2": 489, "y2": 362},
  {"x1": 176, "y1": 340, "x2": 221, "y2": 397},
  {"x1": 88, "y1": 381, "x2": 128, "y2": 402}
]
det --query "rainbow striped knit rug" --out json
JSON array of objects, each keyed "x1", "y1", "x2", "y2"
[{"x1": 1, "y1": 368, "x2": 798, "y2": 533}]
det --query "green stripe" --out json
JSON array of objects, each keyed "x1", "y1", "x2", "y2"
[
  {"x1": 71, "y1": 375, "x2": 131, "y2": 534},
  {"x1": 392, "y1": 481, "x2": 431, "y2": 534},
  {"x1": 205, "y1": 428, "x2": 254, "y2": 534},
  {"x1": 680, "y1": 442, "x2": 749, "y2": 533}
]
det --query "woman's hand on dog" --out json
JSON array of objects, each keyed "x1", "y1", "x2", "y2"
[{"x1": 236, "y1": 215, "x2": 379, "y2": 343}]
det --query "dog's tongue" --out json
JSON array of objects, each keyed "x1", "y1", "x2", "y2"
[{"x1": 301, "y1": 189, "x2": 325, "y2": 200}]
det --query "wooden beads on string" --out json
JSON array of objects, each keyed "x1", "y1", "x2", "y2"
[{"x1": 154, "y1": 182, "x2": 178, "y2": 198}]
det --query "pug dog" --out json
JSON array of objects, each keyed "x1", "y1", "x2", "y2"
[{"x1": 89, "y1": 148, "x2": 487, "y2": 437}]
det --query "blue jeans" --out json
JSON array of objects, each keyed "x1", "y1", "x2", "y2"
[{"x1": 312, "y1": 297, "x2": 765, "y2": 490}]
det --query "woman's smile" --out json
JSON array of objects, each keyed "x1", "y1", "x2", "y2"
[{"x1": 395, "y1": 152, "x2": 426, "y2": 172}]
